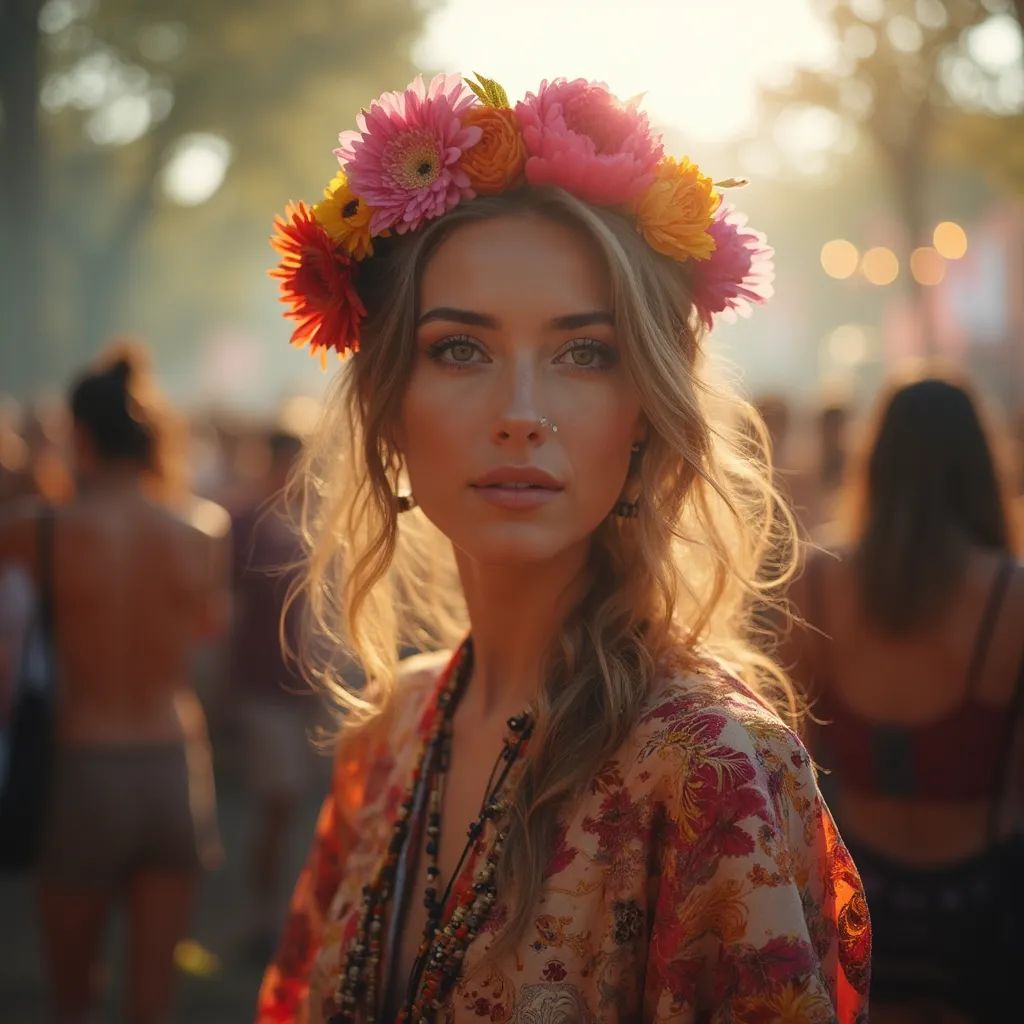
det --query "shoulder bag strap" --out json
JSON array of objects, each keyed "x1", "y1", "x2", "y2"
[
  {"x1": 35, "y1": 508, "x2": 55, "y2": 650},
  {"x1": 965, "y1": 557, "x2": 1015, "y2": 695}
]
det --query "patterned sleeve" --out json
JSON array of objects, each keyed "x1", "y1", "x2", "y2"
[
  {"x1": 255, "y1": 737, "x2": 369, "y2": 1023},
  {"x1": 643, "y1": 707, "x2": 871, "y2": 1023}
]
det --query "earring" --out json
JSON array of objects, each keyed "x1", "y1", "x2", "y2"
[
  {"x1": 395, "y1": 493, "x2": 417, "y2": 513},
  {"x1": 613, "y1": 498, "x2": 640, "y2": 518},
  {"x1": 631, "y1": 441, "x2": 643, "y2": 454}
]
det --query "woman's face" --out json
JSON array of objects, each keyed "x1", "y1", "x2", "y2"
[{"x1": 397, "y1": 214, "x2": 646, "y2": 565}]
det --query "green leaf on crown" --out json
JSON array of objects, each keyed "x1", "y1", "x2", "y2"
[{"x1": 467, "y1": 72, "x2": 510, "y2": 109}]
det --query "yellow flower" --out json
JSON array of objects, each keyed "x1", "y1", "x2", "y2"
[
  {"x1": 632, "y1": 157, "x2": 721, "y2": 262},
  {"x1": 312, "y1": 171, "x2": 375, "y2": 260}
]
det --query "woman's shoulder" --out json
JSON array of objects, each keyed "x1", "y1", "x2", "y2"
[
  {"x1": 630, "y1": 653, "x2": 815, "y2": 799},
  {"x1": 329, "y1": 648, "x2": 454, "y2": 814},
  {"x1": 336, "y1": 648, "x2": 453, "y2": 758}
]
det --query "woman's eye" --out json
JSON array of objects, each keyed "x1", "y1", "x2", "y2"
[
  {"x1": 426, "y1": 336, "x2": 487, "y2": 367},
  {"x1": 556, "y1": 340, "x2": 617, "y2": 370},
  {"x1": 449, "y1": 340, "x2": 476, "y2": 362}
]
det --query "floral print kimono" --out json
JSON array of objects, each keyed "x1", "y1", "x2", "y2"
[{"x1": 257, "y1": 648, "x2": 870, "y2": 1022}]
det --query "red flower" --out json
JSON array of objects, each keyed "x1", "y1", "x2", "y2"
[{"x1": 269, "y1": 201, "x2": 366, "y2": 363}]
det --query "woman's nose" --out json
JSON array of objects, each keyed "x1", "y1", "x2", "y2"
[{"x1": 491, "y1": 359, "x2": 545, "y2": 446}]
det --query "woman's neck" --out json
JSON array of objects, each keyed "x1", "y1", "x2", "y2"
[{"x1": 455, "y1": 542, "x2": 590, "y2": 724}]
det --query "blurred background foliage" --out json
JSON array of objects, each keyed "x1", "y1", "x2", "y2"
[{"x1": 1, "y1": 0, "x2": 429, "y2": 402}]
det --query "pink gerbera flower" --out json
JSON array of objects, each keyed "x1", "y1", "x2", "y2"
[
  {"x1": 514, "y1": 78, "x2": 663, "y2": 206},
  {"x1": 335, "y1": 73, "x2": 483, "y2": 235},
  {"x1": 691, "y1": 201, "x2": 775, "y2": 330}
]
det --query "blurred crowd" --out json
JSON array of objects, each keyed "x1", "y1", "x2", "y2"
[{"x1": 1, "y1": 341, "x2": 1023, "y2": 1023}]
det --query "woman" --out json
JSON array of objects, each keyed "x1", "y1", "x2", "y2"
[
  {"x1": 258, "y1": 74, "x2": 870, "y2": 1022},
  {"x1": 787, "y1": 375, "x2": 1024, "y2": 1023},
  {"x1": 0, "y1": 345, "x2": 230, "y2": 1023}
]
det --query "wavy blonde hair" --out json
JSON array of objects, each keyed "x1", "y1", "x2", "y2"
[{"x1": 287, "y1": 186, "x2": 799, "y2": 956}]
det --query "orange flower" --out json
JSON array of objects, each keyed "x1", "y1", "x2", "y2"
[
  {"x1": 269, "y1": 202, "x2": 365, "y2": 365},
  {"x1": 460, "y1": 106, "x2": 526, "y2": 195},
  {"x1": 632, "y1": 156, "x2": 721, "y2": 263}
]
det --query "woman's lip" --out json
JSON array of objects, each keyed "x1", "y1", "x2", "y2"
[{"x1": 470, "y1": 485, "x2": 562, "y2": 510}]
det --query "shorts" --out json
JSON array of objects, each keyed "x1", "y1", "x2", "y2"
[{"x1": 39, "y1": 741, "x2": 222, "y2": 885}]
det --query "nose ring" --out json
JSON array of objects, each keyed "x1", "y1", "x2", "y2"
[{"x1": 540, "y1": 416, "x2": 559, "y2": 434}]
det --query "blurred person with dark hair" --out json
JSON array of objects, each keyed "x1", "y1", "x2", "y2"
[
  {"x1": 0, "y1": 343, "x2": 231, "y2": 1024},
  {"x1": 786, "y1": 373, "x2": 1024, "y2": 1023},
  {"x1": 228, "y1": 425, "x2": 325, "y2": 964}
]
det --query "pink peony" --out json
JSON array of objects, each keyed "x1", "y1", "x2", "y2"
[
  {"x1": 514, "y1": 78, "x2": 664, "y2": 206},
  {"x1": 691, "y1": 201, "x2": 775, "y2": 330},
  {"x1": 335, "y1": 73, "x2": 483, "y2": 235}
]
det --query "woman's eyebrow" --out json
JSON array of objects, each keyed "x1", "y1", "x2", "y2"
[
  {"x1": 417, "y1": 307, "x2": 498, "y2": 328},
  {"x1": 416, "y1": 308, "x2": 615, "y2": 329},
  {"x1": 549, "y1": 310, "x2": 614, "y2": 330}
]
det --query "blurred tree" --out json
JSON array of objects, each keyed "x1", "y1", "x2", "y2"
[
  {"x1": 0, "y1": 0, "x2": 429, "y2": 396},
  {"x1": 0, "y1": 0, "x2": 44, "y2": 388},
  {"x1": 763, "y1": 0, "x2": 1023, "y2": 352}
]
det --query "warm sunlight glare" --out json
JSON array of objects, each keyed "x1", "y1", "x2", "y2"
[{"x1": 414, "y1": 0, "x2": 836, "y2": 142}]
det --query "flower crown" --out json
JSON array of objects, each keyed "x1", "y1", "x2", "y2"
[{"x1": 270, "y1": 73, "x2": 774, "y2": 364}]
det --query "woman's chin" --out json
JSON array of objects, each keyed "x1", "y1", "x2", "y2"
[{"x1": 453, "y1": 523, "x2": 584, "y2": 568}]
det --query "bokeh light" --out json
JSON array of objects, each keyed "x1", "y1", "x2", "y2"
[
  {"x1": 861, "y1": 246, "x2": 900, "y2": 285},
  {"x1": 910, "y1": 246, "x2": 946, "y2": 286},
  {"x1": 933, "y1": 221, "x2": 968, "y2": 259},
  {"x1": 161, "y1": 133, "x2": 231, "y2": 206},
  {"x1": 820, "y1": 239, "x2": 860, "y2": 279},
  {"x1": 826, "y1": 323, "x2": 872, "y2": 367}
]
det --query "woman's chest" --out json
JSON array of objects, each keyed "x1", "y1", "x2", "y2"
[{"x1": 309, "y1": 760, "x2": 663, "y2": 1022}]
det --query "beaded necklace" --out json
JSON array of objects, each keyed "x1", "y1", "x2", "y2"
[{"x1": 330, "y1": 640, "x2": 533, "y2": 1024}]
